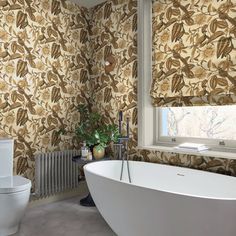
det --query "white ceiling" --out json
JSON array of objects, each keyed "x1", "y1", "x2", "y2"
[{"x1": 71, "y1": 0, "x2": 107, "y2": 8}]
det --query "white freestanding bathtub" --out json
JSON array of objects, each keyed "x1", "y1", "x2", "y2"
[{"x1": 84, "y1": 160, "x2": 236, "y2": 236}]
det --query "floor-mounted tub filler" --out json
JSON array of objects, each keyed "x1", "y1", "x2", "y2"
[{"x1": 84, "y1": 160, "x2": 236, "y2": 236}]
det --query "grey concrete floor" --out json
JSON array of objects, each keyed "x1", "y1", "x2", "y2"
[{"x1": 14, "y1": 196, "x2": 116, "y2": 236}]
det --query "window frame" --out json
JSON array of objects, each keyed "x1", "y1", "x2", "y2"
[{"x1": 137, "y1": 0, "x2": 236, "y2": 153}]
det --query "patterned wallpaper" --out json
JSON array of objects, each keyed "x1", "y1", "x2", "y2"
[
  {"x1": 89, "y1": 0, "x2": 138, "y2": 154},
  {"x1": 151, "y1": 0, "x2": 236, "y2": 107},
  {"x1": 1, "y1": 0, "x2": 236, "y2": 187},
  {"x1": 89, "y1": 0, "x2": 236, "y2": 177},
  {"x1": 0, "y1": 0, "x2": 91, "y2": 181}
]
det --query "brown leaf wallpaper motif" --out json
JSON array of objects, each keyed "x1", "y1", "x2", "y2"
[
  {"x1": 151, "y1": 0, "x2": 236, "y2": 107},
  {"x1": 1, "y1": 0, "x2": 236, "y2": 188},
  {"x1": 89, "y1": 0, "x2": 138, "y2": 155},
  {"x1": 0, "y1": 0, "x2": 91, "y2": 183}
]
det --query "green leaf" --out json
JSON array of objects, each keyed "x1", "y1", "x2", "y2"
[{"x1": 61, "y1": 104, "x2": 120, "y2": 147}]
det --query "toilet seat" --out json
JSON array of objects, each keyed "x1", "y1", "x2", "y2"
[{"x1": 0, "y1": 176, "x2": 31, "y2": 194}]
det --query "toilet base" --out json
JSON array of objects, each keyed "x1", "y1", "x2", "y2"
[
  {"x1": 0, "y1": 225, "x2": 19, "y2": 236},
  {"x1": 0, "y1": 188, "x2": 30, "y2": 236}
]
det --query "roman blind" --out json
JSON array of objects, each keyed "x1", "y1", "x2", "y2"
[{"x1": 151, "y1": 0, "x2": 236, "y2": 107}]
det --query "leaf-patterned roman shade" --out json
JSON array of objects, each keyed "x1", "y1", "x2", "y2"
[{"x1": 151, "y1": 0, "x2": 236, "y2": 107}]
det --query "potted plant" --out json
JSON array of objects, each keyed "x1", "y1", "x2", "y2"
[{"x1": 75, "y1": 105, "x2": 119, "y2": 159}]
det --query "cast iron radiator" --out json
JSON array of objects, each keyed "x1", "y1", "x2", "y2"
[{"x1": 35, "y1": 150, "x2": 79, "y2": 198}]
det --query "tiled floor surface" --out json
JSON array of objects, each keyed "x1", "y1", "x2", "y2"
[{"x1": 13, "y1": 196, "x2": 116, "y2": 236}]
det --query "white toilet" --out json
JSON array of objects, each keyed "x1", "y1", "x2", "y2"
[{"x1": 0, "y1": 139, "x2": 31, "y2": 236}]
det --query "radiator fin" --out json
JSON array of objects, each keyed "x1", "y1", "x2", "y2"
[{"x1": 35, "y1": 150, "x2": 79, "y2": 198}]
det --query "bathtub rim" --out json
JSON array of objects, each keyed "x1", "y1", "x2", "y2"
[{"x1": 84, "y1": 160, "x2": 236, "y2": 201}]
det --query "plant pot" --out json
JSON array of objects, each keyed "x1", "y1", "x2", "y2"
[{"x1": 93, "y1": 145, "x2": 105, "y2": 160}]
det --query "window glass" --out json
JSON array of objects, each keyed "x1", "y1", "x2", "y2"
[{"x1": 160, "y1": 106, "x2": 236, "y2": 141}]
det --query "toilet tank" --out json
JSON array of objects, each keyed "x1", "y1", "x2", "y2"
[{"x1": 0, "y1": 139, "x2": 14, "y2": 177}]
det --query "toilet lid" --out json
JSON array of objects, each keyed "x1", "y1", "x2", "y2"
[{"x1": 0, "y1": 176, "x2": 31, "y2": 194}]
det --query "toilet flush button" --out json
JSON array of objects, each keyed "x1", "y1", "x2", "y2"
[{"x1": 177, "y1": 173, "x2": 185, "y2": 176}]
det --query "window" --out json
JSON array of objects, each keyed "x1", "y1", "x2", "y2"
[
  {"x1": 157, "y1": 105, "x2": 236, "y2": 149},
  {"x1": 137, "y1": 0, "x2": 236, "y2": 154}
]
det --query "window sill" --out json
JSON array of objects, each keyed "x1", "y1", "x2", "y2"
[{"x1": 138, "y1": 145, "x2": 236, "y2": 160}]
